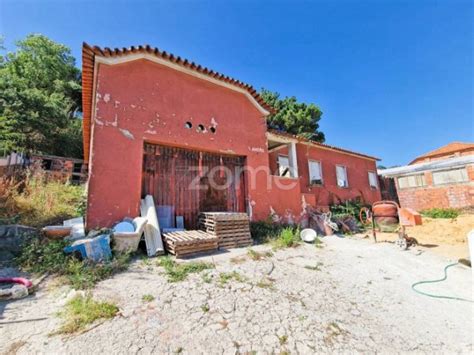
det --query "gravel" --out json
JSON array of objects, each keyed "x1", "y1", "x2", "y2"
[{"x1": 1, "y1": 235, "x2": 472, "y2": 354}]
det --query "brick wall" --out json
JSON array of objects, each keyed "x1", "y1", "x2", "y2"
[{"x1": 396, "y1": 165, "x2": 474, "y2": 210}]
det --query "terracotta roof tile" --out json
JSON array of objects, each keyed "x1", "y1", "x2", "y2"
[
  {"x1": 268, "y1": 129, "x2": 380, "y2": 161},
  {"x1": 409, "y1": 142, "x2": 474, "y2": 164}
]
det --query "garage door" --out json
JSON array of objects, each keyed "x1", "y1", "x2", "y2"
[{"x1": 142, "y1": 143, "x2": 247, "y2": 228}]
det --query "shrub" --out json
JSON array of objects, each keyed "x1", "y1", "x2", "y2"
[
  {"x1": 0, "y1": 171, "x2": 85, "y2": 227},
  {"x1": 56, "y1": 294, "x2": 118, "y2": 334},
  {"x1": 250, "y1": 220, "x2": 298, "y2": 244},
  {"x1": 330, "y1": 198, "x2": 368, "y2": 219},
  {"x1": 272, "y1": 227, "x2": 300, "y2": 249},
  {"x1": 421, "y1": 208, "x2": 460, "y2": 219}
]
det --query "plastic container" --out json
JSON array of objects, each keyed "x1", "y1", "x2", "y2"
[
  {"x1": 64, "y1": 234, "x2": 112, "y2": 262},
  {"x1": 112, "y1": 217, "x2": 147, "y2": 253}
]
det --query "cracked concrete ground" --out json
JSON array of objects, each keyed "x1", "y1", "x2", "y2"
[{"x1": 1, "y1": 236, "x2": 472, "y2": 354}]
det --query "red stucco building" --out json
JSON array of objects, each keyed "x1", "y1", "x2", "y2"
[{"x1": 82, "y1": 43, "x2": 381, "y2": 229}]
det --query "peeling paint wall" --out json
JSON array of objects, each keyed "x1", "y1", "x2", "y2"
[{"x1": 86, "y1": 59, "x2": 275, "y2": 228}]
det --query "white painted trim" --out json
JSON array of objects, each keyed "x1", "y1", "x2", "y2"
[
  {"x1": 268, "y1": 144, "x2": 287, "y2": 153},
  {"x1": 367, "y1": 170, "x2": 378, "y2": 189},
  {"x1": 336, "y1": 164, "x2": 349, "y2": 188},
  {"x1": 301, "y1": 141, "x2": 377, "y2": 161},
  {"x1": 266, "y1": 132, "x2": 298, "y2": 144},
  {"x1": 267, "y1": 132, "x2": 377, "y2": 161},
  {"x1": 308, "y1": 159, "x2": 324, "y2": 185},
  {"x1": 288, "y1": 142, "x2": 299, "y2": 178},
  {"x1": 95, "y1": 55, "x2": 270, "y2": 116}
]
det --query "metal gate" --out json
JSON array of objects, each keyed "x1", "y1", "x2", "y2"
[{"x1": 142, "y1": 143, "x2": 247, "y2": 228}]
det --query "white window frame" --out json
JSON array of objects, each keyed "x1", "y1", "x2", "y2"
[
  {"x1": 308, "y1": 159, "x2": 323, "y2": 185},
  {"x1": 336, "y1": 165, "x2": 349, "y2": 188},
  {"x1": 368, "y1": 171, "x2": 378, "y2": 189},
  {"x1": 278, "y1": 155, "x2": 291, "y2": 178},
  {"x1": 397, "y1": 174, "x2": 426, "y2": 189},
  {"x1": 432, "y1": 168, "x2": 468, "y2": 186}
]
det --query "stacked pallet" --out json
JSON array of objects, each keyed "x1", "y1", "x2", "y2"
[
  {"x1": 162, "y1": 230, "x2": 218, "y2": 257},
  {"x1": 198, "y1": 212, "x2": 252, "y2": 249}
]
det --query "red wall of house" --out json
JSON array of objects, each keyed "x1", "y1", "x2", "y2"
[
  {"x1": 87, "y1": 59, "x2": 285, "y2": 228},
  {"x1": 268, "y1": 144, "x2": 381, "y2": 209}
]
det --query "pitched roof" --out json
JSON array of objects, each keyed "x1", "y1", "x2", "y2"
[
  {"x1": 409, "y1": 142, "x2": 474, "y2": 165},
  {"x1": 81, "y1": 42, "x2": 274, "y2": 162},
  {"x1": 267, "y1": 130, "x2": 380, "y2": 161}
]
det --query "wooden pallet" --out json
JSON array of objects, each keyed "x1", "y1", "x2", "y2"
[
  {"x1": 163, "y1": 230, "x2": 218, "y2": 257},
  {"x1": 198, "y1": 212, "x2": 252, "y2": 249}
]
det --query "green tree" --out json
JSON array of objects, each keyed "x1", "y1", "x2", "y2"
[
  {"x1": 0, "y1": 34, "x2": 83, "y2": 158},
  {"x1": 260, "y1": 88, "x2": 325, "y2": 142}
]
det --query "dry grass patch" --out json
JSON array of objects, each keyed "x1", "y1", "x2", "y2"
[
  {"x1": 0, "y1": 172, "x2": 85, "y2": 227},
  {"x1": 247, "y1": 248, "x2": 273, "y2": 261}
]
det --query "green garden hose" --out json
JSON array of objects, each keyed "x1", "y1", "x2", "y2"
[{"x1": 411, "y1": 262, "x2": 473, "y2": 303}]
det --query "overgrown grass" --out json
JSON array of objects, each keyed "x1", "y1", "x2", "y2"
[
  {"x1": 55, "y1": 294, "x2": 118, "y2": 334},
  {"x1": 157, "y1": 256, "x2": 214, "y2": 282},
  {"x1": 250, "y1": 220, "x2": 300, "y2": 248},
  {"x1": 250, "y1": 220, "x2": 286, "y2": 244},
  {"x1": 272, "y1": 227, "x2": 300, "y2": 249},
  {"x1": 421, "y1": 208, "x2": 460, "y2": 219},
  {"x1": 16, "y1": 235, "x2": 132, "y2": 289},
  {"x1": 0, "y1": 171, "x2": 85, "y2": 227}
]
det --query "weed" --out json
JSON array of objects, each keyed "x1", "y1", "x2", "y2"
[
  {"x1": 201, "y1": 272, "x2": 212, "y2": 283},
  {"x1": 55, "y1": 294, "x2": 118, "y2": 334},
  {"x1": 142, "y1": 294, "x2": 155, "y2": 302},
  {"x1": 278, "y1": 335, "x2": 288, "y2": 345},
  {"x1": 272, "y1": 227, "x2": 300, "y2": 249},
  {"x1": 421, "y1": 208, "x2": 460, "y2": 219},
  {"x1": 230, "y1": 256, "x2": 247, "y2": 264},
  {"x1": 247, "y1": 248, "x2": 273, "y2": 261},
  {"x1": 250, "y1": 220, "x2": 285, "y2": 243},
  {"x1": 16, "y1": 236, "x2": 132, "y2": 289},
  {"x1": 314, "y1": 237, "x2": 324, "y2": 249},
  {"x1": 174, "y1": 347, "x2": 184, "y2": 354},
  {"x1": 201, "y1": 304, "x2": 210, "y2": 313},
  {"x1": 218, "y1": 271, "x2": 246, "y2": 286},
  {"x1": 256, "y1": 277, "x2": 275, "y2": 290},
  {"x1": 157, "y1": 256, "x2": 213, "y2": 282},
  {"x1": 1, "y1": 171, "x2": 85, "y2": 227}
]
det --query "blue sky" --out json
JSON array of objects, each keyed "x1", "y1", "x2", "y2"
[{"x1": 1, "y1": 0, "x2": 472, "y2": 166}]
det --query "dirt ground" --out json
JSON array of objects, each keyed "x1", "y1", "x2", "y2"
[
  {"x1": 1, "y1": 236, "x2": 472, "y2": 354},
  {"x1": 375, "y1": 213, "x2": 473, "y2": 260}
]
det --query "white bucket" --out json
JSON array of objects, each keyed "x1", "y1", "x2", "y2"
[{"x1": 300, "y1": 228, "x2": 317, "y2": 243}]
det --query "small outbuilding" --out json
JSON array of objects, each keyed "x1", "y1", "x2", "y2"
[{"x1": 379, "y1": 142, "x2": 474, "y2": 211}]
